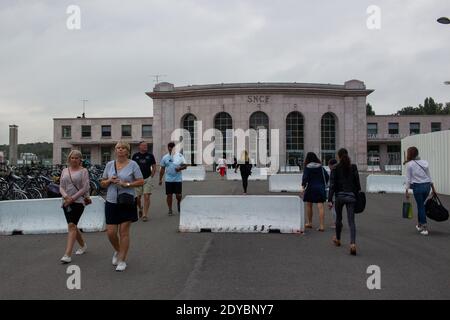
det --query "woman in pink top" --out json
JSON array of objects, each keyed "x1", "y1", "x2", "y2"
[{"x1": 59, "y1": 150, "x2": 90, "y2": 264}]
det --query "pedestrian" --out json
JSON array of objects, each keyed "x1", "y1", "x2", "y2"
[
  {"x1": 328, "y1": 158, "x2": 338, "y2": 228},
  {"x1": 404, "y1": 146, "x2": 437, "y2": 236},
  {"x1": 59, "y1": 150, "x2": 90, "y2": 264},
  {"x1": 100, "y1": 141, "x2": 144, "y2": 272},
  {"x1": 132, "y1": 141, "x2": 157, "y2": 222},
  {"x1": 327, "y1": 148, "x2": 361, "y2": 255},
  {"x1": 217, "y1": 154, "x2": 227, "y2": 179},
  {"x1": 235, "y1": 150, "x2": 252, "y2": 195},
  {"x1": 159, "y1": 142, "x2": 187, "y2": 215},
  {"x1": 301, "y1": 152, "x2": 329, "y2": 231}
]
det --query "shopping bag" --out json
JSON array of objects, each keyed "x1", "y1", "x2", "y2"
[{"x1": 402, "y1": 201, "x2": 413, "y2": 219}]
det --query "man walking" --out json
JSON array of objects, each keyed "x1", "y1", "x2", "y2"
[
  {"x1": 132, "y1": 141, "x2": 156, "y2": 221},
  {"x1": 159, "y1": 142, "x2": 187, "y2": 215}
]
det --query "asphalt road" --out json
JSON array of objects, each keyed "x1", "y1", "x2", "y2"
[{"x1": 1, "y1": 173, "x2": 450, "y2": 300}]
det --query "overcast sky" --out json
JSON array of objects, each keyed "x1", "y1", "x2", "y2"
[{"x1": 0, "y1": 0, "x2": 449, "y2": 144}]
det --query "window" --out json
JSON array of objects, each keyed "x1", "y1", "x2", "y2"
[
  {"x1": 367, "y1": 123, "x2": 378, "y2": 135},
  {"x1": 142, "y1": 125, "x2": 152, "y2": 137},
  {"x1": 367, "y1": 145, "x2": 380, "y2": 165},
  {"x1": 249, "y1": 111, "x2": 270, "y2": 164},
  {"x1": 62, "y1": 126, "x2": 71, "y2": 139},
  {"x1": 121, "y1": 125, "x2": 132, "y2": 137},
  {"x1": 101, "y1": 125, "x2": 111, "y2": 137},
  {"x1": 409, "y1": 123, "x2": 420, "y2": 135},
  {"x1": 81, "y1": 147, "x2": 91, "y2": 162},
  {"x1": 286, "y1": 112, "x2": 304, "y2": 166},
  {"x1": 388, "y1": 123, "x2": 399, "y2": 135},
  {"x1": 387, "y1": 145, "x2": 401, "y2": 153},
  {"x1": 81, "y1": 125, "x2": 91, "y2": 138},
  {"x1": 431, "y1": 122, "x2": 441, "y2": 132},
  {"x1": 321, "y1": 113, "x2": 336, "y2": 164},
  {"x1": 182, "y1": 114, "x2": 197, "y2": 165},
  {"x1": 214, "y1": 112, "x2": 233, "y2": 161},
  {"x1": 61, "y1": 148, "x2": 71, "y2": 164},
  {"x1": 101, "y1": 146, "x2": 111, "y2": 165}
]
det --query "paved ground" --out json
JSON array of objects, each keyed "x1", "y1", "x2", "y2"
[{"x1": 1, "y1": 172, "x2": 450, "y2": 300}]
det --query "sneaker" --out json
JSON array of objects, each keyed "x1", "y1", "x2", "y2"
[
  {"x1": 420, "y1": 227, "x2": 429, "y2": 236},
  {"x1": 115, "y1": 261, "x2": 127, "y2": 272},
  {"x1": 75, "y1": 244, "x2": 87, "y2": 255},
  {"x1": 415, "y1": 225, "x2": 423, "y2": 232},
  {"x1": 112, "y1": 251, "x2": 119, "y2": 266},
  {"x1": 60, "y1": 255, "x2": 72, "y2": 264},
  {"x1": 168, "y1": 209, "x2": 173, "y2": 216}
]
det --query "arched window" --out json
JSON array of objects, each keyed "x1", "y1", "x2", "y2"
[
  {"x1": 286, "y1": 111, "x2": 304, "y2": 166},
  {"x1": 249, "y1": 111, "x2": 269, "y2": 165},
  {"x1": 214, "y1": 112, "x2": 233, "y2": 161},
  {"x1": 181, "y1": 113, "x2": 197, "y2": 165},
  {"x1": 321, "y1": 112, "x2": 337, "y2": 164}
]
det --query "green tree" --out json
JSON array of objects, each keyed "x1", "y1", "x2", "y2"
[{"x1": 366, "y1": 103, "x2": 375, "y2": 115}]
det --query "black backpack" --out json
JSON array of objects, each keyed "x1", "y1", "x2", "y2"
[{"x1": 425, "y1": 194, "x2": 449, "y2": 222}]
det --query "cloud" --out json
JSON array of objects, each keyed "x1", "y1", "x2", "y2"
[{"x1": 0, "y1": 0, "x2": 449, "y2": 143}]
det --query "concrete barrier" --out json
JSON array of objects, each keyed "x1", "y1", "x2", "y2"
[
  {"x1": 179, "y1": 195, "x2": 304, "y2": 233},
  {"x1": 280, "y1": 166, "x2": 300, "y2": 173},
  {"x1": 366, "y1": 175, "x2": 410, "y2": 193},
  {"x1": 226, "y1": 167, "x2": 268, "y2": 181},
  {"x1": 0, "y1": 196, "x2": 106, "y2": 235},
  {"x1": 182, "y1": 166, "x2": 206, "y2": 181},
  {"x1": 269, "y1": 174, "x2": 302, "y2": 192}
]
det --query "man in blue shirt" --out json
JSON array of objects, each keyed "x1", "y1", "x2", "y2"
[{"x1": 159, "y1": 142, "x2": 187, "y2": 215}]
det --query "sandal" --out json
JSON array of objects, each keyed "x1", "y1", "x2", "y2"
[
  {"x1": 142, "y1": 216, "x2": 148, "y2": 222},
  {"x1": 332, "y1": 237, "x2": 341, "y2": 247},
  {"x1": 305, "y1": 224, "x2": 313, "y2": 229}
]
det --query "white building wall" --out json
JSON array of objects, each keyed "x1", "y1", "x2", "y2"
[{"x1": 402, "y1": 130, "x2": 450, "y2": 195}]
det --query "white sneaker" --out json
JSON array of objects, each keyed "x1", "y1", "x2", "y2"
[
  {"x1": 420, "y1": 228, "x2": 429, "y2": 236},
  {"x1": 115, "y1": 261, "x2": 127, "y2": 272},
  {"x1": 60, "y1": 255, "x2": 72, "y2": 264},
  {"x1": 75, "y1": 244, "x2": 87, "y2": 255},
  {"x1": 415, "y1": 225, "x2": 423, "y2": 232},
  {"x1": 112, "y1": 251, "x2": 119, "y2": 266}
]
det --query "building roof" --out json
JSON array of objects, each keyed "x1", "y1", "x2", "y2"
[{"x1": 146, "y1": 80, "x2": 374, "y2": 99}]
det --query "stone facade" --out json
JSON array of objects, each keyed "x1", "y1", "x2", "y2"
[{"x1": 146, "y1": 81, "x2": 373, "y2": 170}]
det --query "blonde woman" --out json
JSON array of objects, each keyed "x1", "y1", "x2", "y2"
[
  {"x1": 101, "y1": 141, "x2": 144, "y2": 272},
  {"x1": 59, "y1": 150, "x2": 90, "y2": 264}
]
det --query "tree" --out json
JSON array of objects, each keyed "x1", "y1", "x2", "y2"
[
  {"x1": 396, "y1": 97, "x2": 450, "y2": 115},
  {"x1": 366, "y1": 103, "x2": 375, "y2": 115}
]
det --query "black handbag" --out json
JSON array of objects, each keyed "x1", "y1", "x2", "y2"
[
  {"x1": 354, "y1": 191, "x2": 366, "y2": 214},
  {"x1": 114, "y1": 161, "x2": 135, "y2": 206},
  {"x1": 425, "y1": 194, "x2": 449, "y2": 222}
]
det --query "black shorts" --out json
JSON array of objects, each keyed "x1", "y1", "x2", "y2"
[
  {"x1": 165, "y1": 182, "x2": 182, "y2": 195},
  {"x1": 63, "y1": 203, "x2": 85, "y2": 225},
  {"x1": 105, "y1": 201, "x2": 138, "y2": 225}
]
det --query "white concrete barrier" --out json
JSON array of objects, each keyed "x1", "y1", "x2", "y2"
[
  {"x1": 179, "y1": 195, "x2": 304, "y2": 233},
  {"x1": 280, "y1": 166, "x2": 300, "y2": 173},
  {"x1": 0, "y1": 196, "x2": 106, "y2": 235},
  {"x1": 385, "y1": 165, "x2": 401, "y2": 172},
  {"x1": 182, "y1": 165, "x2": 206, "y2": 181},
  {"x1": 269, "y1": 174, "x2": 303, "y2": 192},
  {"x1": 366, "y1": 175, "x2": 410, "y2": 193},
  {"x1": 226, "y1": 167, "x2": 268, "y2": 181}
]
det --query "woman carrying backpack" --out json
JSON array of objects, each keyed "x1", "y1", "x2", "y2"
[{"x1": 404, "y1": 146, "x2": 437, "y2": 236}]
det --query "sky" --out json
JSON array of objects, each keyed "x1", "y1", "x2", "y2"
[{"x1": 0, "y1": 0, "x2": 449, "y2": 144}]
